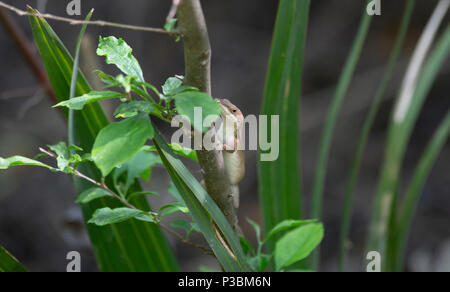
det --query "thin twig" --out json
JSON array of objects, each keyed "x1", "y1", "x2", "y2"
[
  {"x1": 0, "y1": 1, "x2": 180, "y2": 35},
  {"x1": 158, "y1": 224, "x2": 215, "y2": 256},
  {"x1": 38, "y1": 147, "x2": 214, "y2": 256}
]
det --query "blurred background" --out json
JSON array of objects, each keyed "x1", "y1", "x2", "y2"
[{"x1": 0, "y1": 0, "x2": 449, "y2": 272}]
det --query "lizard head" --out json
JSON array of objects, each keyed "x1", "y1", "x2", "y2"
[{"x1": 216, "y1": 99, "x2": 243, "y2": 123}]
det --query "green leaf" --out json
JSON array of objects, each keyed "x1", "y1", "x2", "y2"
[
  {"x1": 76, "y1": 187, "x2": 112, "y2": 204},
  {"x1": 54, "y1": 91, "x2": 125, "y2": 110},
  {"x1": 153, "y1": 129, "x2": 251, "y2": 271},
  {"x1": 173, "y1": 91, "x2": 221, "y2": 133},
  {"x1": 162, "y1": 77, "x2": 183, "y2": 95},
  {"x1": 114, "y1": 150, "x2": 162, "y2": 193},
  {"x1": 114, "y1": 101, "x2": 159, "y2": 119},
  {"x1": 168, "y1": 180, "x2": 185, "y2": 205},
  {"x1": 126, "y1": 191, "x2": 159, "y2": 201},
  {"x1": 144, "y1": 144, "x2": 198, "y2": 162},
  {"x1": 0, "y1": 245, "x2": 27, "y2": 272},
  {"x1": 249, "y1": 254, "x2": 271, "y2": 272},
  {"x1": 48, "y1": 142, "x2": 72, "y2": 172},
  {"x1": 258, "y1": 0, "x2": 311, "y2": 260},
  {"x1": 88, "y1": 207, "x2": 145, "y2": 226},
  {"x1": 264, "y1": 219, "x2": 316, "y2": 243},
  {"x1": 159, "y1": 202, "x2": 190, "y2": 218},
  {"x1": 164, "y1": 18, "x2": 178, "y2": 32},
  {"x1": 394, "y1": 112, "x2": 450, "y2": 271},
  {"x1": 274, "y1": 223, "x2": 324, "y2": 271},
  {"x1": 170, "y1": 220, "x2": 192, "y2": 235},
  {"x1": 29, "y1": 11, "x2": 179, "y2": 271},
  {"x1": 0, "y1": 156, "x2": 55, "y2": 171},
  {"x1": 247, "y1": 218, "x2": 262, "y2": 244},
  {"x1": 97, "y1": 36, "x2": 145, "y2": 82},
  {"x1": 92, "y1": 114, "x2": 154, "y2": 176},
  {"x1": 239, "y1": 236, "x2": 255, "y2": 256}
]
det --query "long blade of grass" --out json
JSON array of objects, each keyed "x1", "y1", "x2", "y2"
[
  {"x1": 153, "y1": 129, "x2": 251, "y2": 272},
  {"x1": 0, "y1": 245, "x2": 27, "y2": 272},
  {"x1": 258, "y1": 0, "x2": 310, "y2": 254},
  {"x1": 367, "y1": 2, "x2": 450, "y2": 271},
  {"x1": 310, "y1": 1, "x2": 372, "y2": 269},
  {"x1": 394, "y1": 111, "x2": 450, "y2": 271},
  {"x1": 28, "y1": 9, "x2": 179, "y2": 271},
  {"x1": 337, "y1": 0, "x2": 416, "y2": 272}
]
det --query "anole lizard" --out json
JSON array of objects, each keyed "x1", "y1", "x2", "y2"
[{"x1": 216, "y1": 99, "x2": 245, "y2": 209}]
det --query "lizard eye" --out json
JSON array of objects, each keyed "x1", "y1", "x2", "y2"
[{"x1": 232, "y1": 109, "x2": 237, "y2": 113}]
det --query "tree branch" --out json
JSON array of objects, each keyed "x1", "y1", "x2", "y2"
[
  {"x1": 177, "y1": 0, "x2": 241, "y2": 232},
  {"x1": 0, "y1": 1, "x2": 179, "y2": 35}
]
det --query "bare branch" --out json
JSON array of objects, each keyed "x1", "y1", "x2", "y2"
[{"x1": 0, "y1": 1, "x2": 180, "y2": 35}]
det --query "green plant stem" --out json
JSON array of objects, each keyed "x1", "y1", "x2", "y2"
[
  {"x1": 337, "y1": 0, "x2": 415, "y2": 272},
  {"x1": 394, "y1": 112, "x2": 450, "y2": 271},
  {"x1": 368, "y1": 1, "x2": 450, "y2": 270},
  {"x1": 310, "y1": 1, "x2": 372, "y2": 269}
]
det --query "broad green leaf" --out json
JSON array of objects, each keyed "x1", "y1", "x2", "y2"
[
  {"x1": 258, "y1": 0, "x2": 311, "y2": 260},
  {"x1": 153, "y1": 129, "x2": 251, "y2": 271},
  {"x1": 162, "y1": 77, "x2": 183, "y2": 95},
  {"x1": 0, "y1": 245, "x2": 27, "y2": 272},
  {"x1": 114, "y1": 150, "x2": 162, "y2": 193},
  {"x1": 0, "y1": 156, "x2": 54, "y2": 170},
  {"x1": 76, "y1": 187, "x2": 112, "y2": 204},
  {"x1": 114, "y1": 101, "x2": 160, "y2": 119},
  {"x1": 265, "y1": 219, "x2": 316, "y2": 243},
  {"x1": 89, "y1": 207, "x2": 145, "y2": 226},
  {"x1": 92, "y1": 114, "x2": 154, "y2": 176},
  {"x1": 54, "y1": 91, "x2": 125, "y2": 110},
  {"x1": 275, "y1": 223, "x2": 324, "y2": 271},
  {"x1": 97, "y1": 36, "x2": 144, "y2": 82},
  {"x1": 173, "y1": 91, "x2": 220, "y2": 133},
  {"x1": 29, "y1": 11, "x2": 178, "y2": 271}
]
